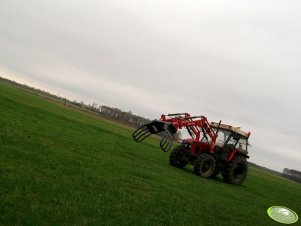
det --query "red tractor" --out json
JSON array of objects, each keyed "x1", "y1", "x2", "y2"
[{"x1": 133, "y1": 113, "x2": 251, "y2": 185}]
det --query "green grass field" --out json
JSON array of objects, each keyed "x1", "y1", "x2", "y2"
[{"x1": 1, "y1": 80, "x2": 300, "y2": 226}]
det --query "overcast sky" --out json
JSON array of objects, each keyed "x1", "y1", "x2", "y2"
[{"x1": 1, "y1": 0, "x2": 301, "y2": 172}]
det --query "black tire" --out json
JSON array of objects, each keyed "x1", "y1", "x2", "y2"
[
  {"x1": 194, "y1": 153, "x2": 216, "y2": 178},
  {"x1": 210, "y1": 167, "x2": 219, "y2": 179},
  {"x1": 223, "y1": 155, "x2": 248, "y2": 185},
  {"x1": 169, "y1": 146, "x2": 187, "y2": 168}
]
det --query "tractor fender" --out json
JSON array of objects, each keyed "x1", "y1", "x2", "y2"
[
  {"x1": 227, "y1": 150, "x2": 249, "y2": 162},
  {"x1": 203, "y1": 150, "x2": 217, "y2": 161},
  {"x1": 236, "y1": 149, "x2": 250, "y2": 158},
  {"x1": 226, "y1": 150, "x2": 237, "y2": 162}
]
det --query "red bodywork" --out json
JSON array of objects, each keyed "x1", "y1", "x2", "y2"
[{"x1": 159, "y1": 113, "x2": 218, "y2": 155}]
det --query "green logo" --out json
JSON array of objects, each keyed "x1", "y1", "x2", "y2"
[{"x1": 267, "y1": 206, "x2": 298, "y2": 224}]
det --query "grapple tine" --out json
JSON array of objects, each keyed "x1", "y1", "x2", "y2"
[
  {"x1": 159, "y1": 131, "x2": 173, "y2": 152},
  {"x1": 160, "y1": 137, "x2": 172, "y2": 152},
  {"x1": 133, "y1": 120, "x2": 167, "y2": 142},
  {"x1": 133, "y1": 132, "x2": 151, "y2": 142},
  {"x1": 132, "y1": 126, "x2": 152, "y2": 142},
  {"x1": 132, "y1": 120, "x2": 176, "y2": 152},
  {"x1": 160, "y1": 136, "x2": 167, "y2": 148}
]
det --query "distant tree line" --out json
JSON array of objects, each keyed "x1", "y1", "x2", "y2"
[
  {"x1": 66, "y1": 100, "x2": 153, "y2": 129},
  {"x1": 242, "y1": 161, "x2": 301, "y2": 184},
  {"x1": 0, "y1": 76, "x2": 181, "y2": 140},
  {"x1": 248, "y1": 162, "x2": 283, "y2": 177},
  {"x1": 283, "y1": 168, "x2": 301, "y2": 183},
  {"x1": 100, "y1": 105, "x2": 151, "y2": 128}
]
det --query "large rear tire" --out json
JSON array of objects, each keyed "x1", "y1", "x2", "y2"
[
  {"x1": 169, "y1": 146, "x2": 187, "y2": 168},
  {"x1": 194, "y1": 153, "x2": 216, "y2": 178},
  {"x1": 223, "y1": 155, "x2": 248, "y2": 185}
]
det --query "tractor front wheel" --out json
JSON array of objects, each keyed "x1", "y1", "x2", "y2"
[
  {"x1": 223, "y1": 155, "x2": 248, "y2": 185},
  {"x1": 169, "y1": 146, "x2": 187, "y2": 168},
  {"x1": 194, "y1": 153, "x2": 216, "y2": 178}
]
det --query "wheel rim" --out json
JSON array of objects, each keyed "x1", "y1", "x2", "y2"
[{"x1": 201, "y1": 160, "x2": 214, "y2": 175}]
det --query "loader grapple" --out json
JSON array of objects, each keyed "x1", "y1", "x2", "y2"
[{"x1": 132, "y1": 120, "x2": 177, "y2": 152}]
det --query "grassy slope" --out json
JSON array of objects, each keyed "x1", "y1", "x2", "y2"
[{"x1": 0, "y1": 81, "x2": 300, "y2": 226}]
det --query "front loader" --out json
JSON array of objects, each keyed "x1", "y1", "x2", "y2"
[{"x1": 132, "y1": 113, "x2": 251, "y2": 185}]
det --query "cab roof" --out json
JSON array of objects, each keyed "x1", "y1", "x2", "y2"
[{"x1": 210, "y1": 122, "x2": 251, "y2": 138}]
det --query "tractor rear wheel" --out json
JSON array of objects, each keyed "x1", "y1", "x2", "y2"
[
  {"x1": 223, "y1": 155, "x2": 248, "y2": 185},
  {"x1": 194, "y1": 153, "x2": 216, "y2": 178},
  {"x1": 169, "y1": 146, "x2": 187, "y2": 168}
]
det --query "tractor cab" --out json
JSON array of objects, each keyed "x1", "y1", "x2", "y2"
[{"x1": 211, "y1": 122, "x2": 251, "y2": 160}]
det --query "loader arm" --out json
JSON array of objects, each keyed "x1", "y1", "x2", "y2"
[{"x1": 132, "y1": 113, "x2": 218, "y2": 152}]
